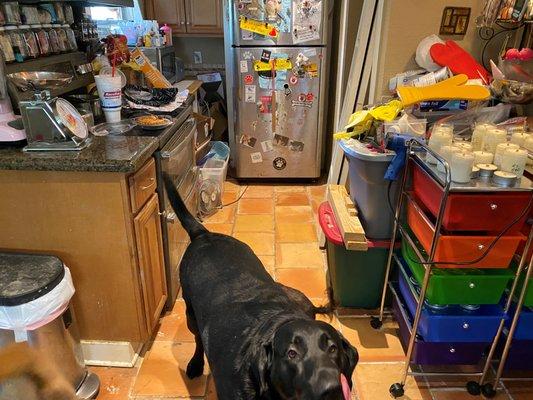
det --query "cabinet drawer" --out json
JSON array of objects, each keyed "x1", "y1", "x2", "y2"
[
  {"x1": 407, "y1": 196, "x2": 524, "y2": 268},
  {"x1": 129, "y1": 158, "x2": 157, "y2": 214},
  {"x1": 412, "y1": 162, "x2": 530, "y2": 233}
]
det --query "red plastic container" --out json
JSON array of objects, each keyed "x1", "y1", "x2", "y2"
[
  {"x1": 407, "y1": 198, "x2": 524, "y2": 268},
  {"x1": 412, "y1": 161, "x2": 530, "y2": 233}
]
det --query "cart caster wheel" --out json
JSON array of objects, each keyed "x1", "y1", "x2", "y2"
[
  {"x1": 466, "y1": 381, "x2": 481, "y2": 396},
  {"x1": 370, "y1": 316, "x2": 382, "y2": 330},
  {"x1": 389, "y1": 383, "x2": 404, "y2": 398},
  {"x1": 481, "y1": 383, "x2": 497, "y2": 398}
]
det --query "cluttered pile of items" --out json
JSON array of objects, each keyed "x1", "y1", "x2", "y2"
[{"x1": 325, "y1": 5, "x2": 533, "y2": 400}]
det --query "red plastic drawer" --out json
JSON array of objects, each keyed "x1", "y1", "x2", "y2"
[
  {"x1": 412, "y1": 161, "x2": 530, "y2": 233},
  {"x1": 407, "y1": 198, "x2": 524, "y2": 268}
]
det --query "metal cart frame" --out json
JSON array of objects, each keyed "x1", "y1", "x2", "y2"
[{"x1": 369, "y1": 139, "x2": 533, "y2": 398}]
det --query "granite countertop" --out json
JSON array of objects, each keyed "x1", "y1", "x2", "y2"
[
  {"x1": 0, "y1": 103, "x2": 193, "y2": 173},
  {"x1": 0, "y1": 135, "x2": 160, "y2": 173}
]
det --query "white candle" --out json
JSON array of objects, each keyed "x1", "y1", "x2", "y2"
[
  {"x1": 437, "y1": 145, "x2": 460, "y2": 173},
  {"x1": 451, "y1": 152, "x2": 475, "y2": 183},
  {"x1": 454, "y1": 142, "x2": 473, "y2": 152},
  {"x1": 501, "y1": 148, "x2": 528, "y2": 178},
  {"x1": 427, "y1": 130, "x2": 453, "y2": 164},
  {"x1": 482, "y1": 127, "x2": 507, "y2": 153},
  {"x1": 473, "y1": 150, "x2": 494, "y2": 165},
  {"x1": 494, "y1": 142, "x2": 520, "y2": 168},
  {"x1": 510, "y1": 131, "x2": 529, "y2": 147},
  {"x1": 471, "y1": 123, "x2": 491, "y2": 151}
]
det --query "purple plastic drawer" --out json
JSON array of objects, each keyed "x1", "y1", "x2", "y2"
[
  {"x1": 502, "y1": 337, "x2": 533, "y2": 370},
  {"x1": 391, "y1": 283, "x2": 489, "y2": 365},
  {"x1": 398, "y1": 259, "x2": 505, "y2": 342}
]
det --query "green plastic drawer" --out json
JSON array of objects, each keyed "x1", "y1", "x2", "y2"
[
  {"x1": 401, "y1": 236, "x2": 514, "y2": 305},
  {"x1": 516, "y1": 270, "x2": 533, "y2": 307}
]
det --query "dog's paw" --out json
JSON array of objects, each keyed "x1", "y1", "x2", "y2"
[{"x1": 186, "y1": 358, "x2": 204, "y2": 379}]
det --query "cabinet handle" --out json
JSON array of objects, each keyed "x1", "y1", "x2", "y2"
[
  {"x1": 166, "y1": 212, "x2": 177, "y2": 224},
  {"x1": 462, "y1": 323, "x2": 470, "y2": 330},
  {"x1": 490, "y1": 203, "x2": 498, "y2": 210},
  {"x1": 140, "y1": 178, "x2": 156, "y2": 190},
  {"x1": 477, "y1": 244, "x2": 485, "y2": 251}
]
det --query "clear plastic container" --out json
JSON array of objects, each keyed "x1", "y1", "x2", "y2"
[
  {"x1": 20, "y1": 5, "x2": 39, "y2": 24},
  {"x1": 6, "y1": 26, "x2": 28, "y2": 61},
  {"x1": 62, "y1": 24, "x2": 77, "y2": 51},
  {"x1": 2, "y1": 2, "x2": 21, "y2": 25},
  {"x1": 0, "y1": 27, "x2": 14, "y2": 62},
  {"x1": 32, "y1": 24, "x2": 50, "y2": 56},
  {"x1": 38, "y1": 8, "x2": 52, "y2": 24},
  {"x1": 53, "y1": 24, "x2": 68, "y2": 52},
  {"x1": 44, "y1": 24, "x2": 59, "y2": 53},
  {"x1": 19, "y1": 25, "x2": 39, "y2": 58},
  {"x1": 64, "y1": 4, "x2": 74, "y2": 25},
  {"x1": 53, "y1": 2, "x2": 65, "y2": 24}
]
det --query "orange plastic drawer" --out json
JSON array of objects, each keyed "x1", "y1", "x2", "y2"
[{"x1": 407, "y1": 198, "x2": 524, "y2": 269}]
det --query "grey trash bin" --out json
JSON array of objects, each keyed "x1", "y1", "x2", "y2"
[
  {"x1": 339, "y1": 139, "x2": 401, "y2": 240},
  {"x1": 0, "y1": 252, "x2": 100, "y2": 400}
]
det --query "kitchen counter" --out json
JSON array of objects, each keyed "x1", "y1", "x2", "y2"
[{"x1": 0, "y1": 102, "x2": 193, "y2": 173}]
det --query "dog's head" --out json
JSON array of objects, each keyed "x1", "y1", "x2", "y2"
[{"x1": 251, "y1": 319, "x2": 358, "y2": 399}]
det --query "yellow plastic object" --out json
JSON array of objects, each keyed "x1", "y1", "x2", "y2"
[
  {"x1": 397, "y1": 74, "x2": 491, "y2": 107},
  {"x1": 368, "y1": 99, "x2": 403, "y2": 121}
]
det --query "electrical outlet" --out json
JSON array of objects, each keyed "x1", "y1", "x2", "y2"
[{"x1": 193, "y1": 51, "x2": 203, "y2": 64}]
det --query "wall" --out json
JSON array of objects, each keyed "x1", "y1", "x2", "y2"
[
  {"x1": 172, "y1": 37, "x2": 225, "y2": 70},
  {"x1": 375, "y1": 0, "x2": 485, "y2": 99}
]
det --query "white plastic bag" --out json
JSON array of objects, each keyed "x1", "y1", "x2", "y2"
[{"x1": 0, "y1": 267, "x2": 75, "y2": 332}]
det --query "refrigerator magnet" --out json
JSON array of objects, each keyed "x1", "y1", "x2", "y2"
[
  {"x1": 283, "y1": 84, "x2": 292, "y2": 96},
  {"x1": 260, "y1": 95, "x2": 273, "y2": 113},
  {"x1": 289, "y1": 76, "x2": 299, "y2": 85},
  {"x1": 239, "y1": 17, "x2": 278, "y2": 38},
  {"x1": 240, "y1": 60, "x2": 249, "y2": 73},
  {"x1": 261, "y1": 49, "x2": 272, "y2": 62},
  {"x1": 242, "y1": 51, "x2": 253, "y2": 60},
  {"x1": 251, "y1": 152, "x2": 263, "y2": 164},
  {"x1": 273, "y1": 157, "x2": 287, "y2": 170},
  {"x1": 240, "y1": 134, "x2": 257, "y2": 148},
  {"x1": 244, "y1": 74, "x2": 254, "y2": 84},
  {"x1": 261, "y1": 140, "x2": 274, "y2": 153},
  {"x1": 251, "y1": 121, "x2": 258, "y2": 131},
  {"x1": 289, "y1": 140, "x2": 305, "y2": 152},
  {"x1": 244, "y1": 85, "x2": 256, "y2": 103},
  {"x1": 273, "y1": 134, "x2": 290, "y2": 147}
]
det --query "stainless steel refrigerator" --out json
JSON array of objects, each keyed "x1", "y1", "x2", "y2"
[{"x1": 224, "y1": 0, "x2": 331, "y2": 178}]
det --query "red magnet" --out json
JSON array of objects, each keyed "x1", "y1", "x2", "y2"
[
  {"x1": 289, "y1": 76, "x2": 298, "y2": 85},
  {"x1": 298, "y1": 93, "x2": 306, "y2": 102},
  {"x1": 244, "y1": 74, "x2": 254, "y2": 84},
  {"x1": 306, "y1": 93, "x2": 314, "y2": 101}
]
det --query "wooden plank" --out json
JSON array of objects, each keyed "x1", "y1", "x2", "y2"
[{"x1": 327, "y1": 185, "x2": 367, "y2": 250}]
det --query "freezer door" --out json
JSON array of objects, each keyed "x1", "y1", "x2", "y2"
[
  {"x1": 229, "y1": 0, "x2": 328, "y2": 46},
  {"x1": 233, "y1": 47, "x2": 324, "y2": 178}
]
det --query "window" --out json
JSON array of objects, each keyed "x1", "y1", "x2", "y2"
[{"x1": 88, "y1": 7, "x2": 123, "y2": 21}]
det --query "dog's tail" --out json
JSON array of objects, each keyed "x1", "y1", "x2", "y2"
[{"x1": 163, "y1": 173, "x2": 207, "y2": 240}]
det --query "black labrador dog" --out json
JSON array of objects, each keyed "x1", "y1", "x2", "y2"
[{"x1": 164, "y1": 175, "x2": 358, "y2": 399}]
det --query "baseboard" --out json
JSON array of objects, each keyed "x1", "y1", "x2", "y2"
[{"x1": 81, "y1": 340, "x2": 141, "y2": 367}]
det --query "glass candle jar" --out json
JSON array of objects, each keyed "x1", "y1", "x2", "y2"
[
  {"x1": 44, "y1": 24, "x2": 60, "y2": 53},
  {"x1": 62, "y1": 24, "x2": 77, "y2": 51},
  {"x1": 19, "y1": 24, "x2": 39, "y2": 58},
  {"x1": 0, "y1": 27, "x2": 15, "y2": 62},
  {"x1": 6, "y1": 25, "x2": 29, "y2": 61},
  {"x1": 32, "y1": 24, "x2": 50, "y2": 56},
  {"x1": 53, "y1": 23, "x2": 68, "y2": 52}
]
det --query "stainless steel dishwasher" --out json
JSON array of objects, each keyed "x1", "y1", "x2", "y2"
[{"x1": 156, "y1": 118, "x2": 198, "y2": 308}]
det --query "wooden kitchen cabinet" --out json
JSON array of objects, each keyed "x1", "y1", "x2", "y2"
[
  {"x1": 146, "y1": 0, "x2": 223, "y2": 36},
  {"x1": 134, "y1": 193, "x2": 167, "y2": 333}
]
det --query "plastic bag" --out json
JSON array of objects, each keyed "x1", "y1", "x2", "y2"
[{"x1": 0, "y1": 267, "x2": 75, "y2": 332}]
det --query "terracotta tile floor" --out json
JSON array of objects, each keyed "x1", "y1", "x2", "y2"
[{"x1": 90, "y1": 180, "x2": 531, "y2": 399}]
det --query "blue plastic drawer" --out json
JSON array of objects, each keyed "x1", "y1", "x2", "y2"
[
  {"x1": 397, "y1": 255, "x2": 505, "y2": 343},
  {"x1": 506, "y1": 303, "x2": 533, "y2": 340}
]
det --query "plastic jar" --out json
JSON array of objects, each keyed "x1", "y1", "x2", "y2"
[
  {"x1": 62, "y1": 24, "x2": 77, "y2": 51},
  {"x1": 19, "y1": 25, "x2": 39, "y2": 58},
  {"x1": 44, "y1": 24, "x2": 59, "y2": 54},
  {"x1": 6, "y1": 26, "x2": 28, "y2": 61},
  {"x1": 53, "y1": 24, "x2": 68, "y2": 52},
  {"x1": 32, "y1": 24, "x2": 50, "y2": 56},
  {"x1": 64, "y1": 4, "x2": 74, "y2": 25},
  {"x1": 21, "y1": 5, "x2": 39, "y2": 25},
  {"x1": 38, "y1": 8, "x2": 52, "y2": 24},
  {"x1": 53, "y1": 3, "x2": 65, "y2": 23},
  {"x1": 2, "y1": 2, "x2": 21, "y2": 25},
  {"x1": 0, "y1": 27, "x2": 15, "y2": 62}
]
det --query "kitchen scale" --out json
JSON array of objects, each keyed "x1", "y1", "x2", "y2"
[{"x1": 10, "y1": 71, "x2": 91, "y2": 152}]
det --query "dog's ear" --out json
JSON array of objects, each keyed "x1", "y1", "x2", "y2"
[
  {"x1": 339, "y1": 333, "x2": 358, "y2": 386},
  {"x1": 250, "y1": 342, "x2": 272, "y2": 398}
]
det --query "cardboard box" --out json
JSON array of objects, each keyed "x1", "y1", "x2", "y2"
[{"x1": 193, "y1": 112, "x2": 214, "y2": 146}]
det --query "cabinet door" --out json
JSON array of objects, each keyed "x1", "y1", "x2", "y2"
[
  {"x1": 134, "y1": 193, "x2": 168, "y2": 332},
  {"x1": 184, "y1": 0, "x2": 223, "y2": 34},
  {"x1": 147, "y1": 0, "x2": 187, "y2": 33}
]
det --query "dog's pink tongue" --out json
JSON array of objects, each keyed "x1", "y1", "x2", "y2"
[{"x1": 340, "y1": 374, "x2": 351, "y2": 400}]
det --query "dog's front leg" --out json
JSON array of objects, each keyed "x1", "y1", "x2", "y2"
[{"x1": 185, "y1": 303, "x2": 205, "y2": 379}]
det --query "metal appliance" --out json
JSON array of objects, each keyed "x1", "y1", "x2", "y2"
[
  {"x1": 224, "y1": 0, "x2": 332, "y2": 178},
  {"x1": 19, "y1": 90, "x2": 90, "y2": 152},
  {"x1": 129, "y1": 46, "x2": 180, "y2": 85}
]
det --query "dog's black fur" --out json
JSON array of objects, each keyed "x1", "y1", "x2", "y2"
[{"x1": 164, "y1": 175, "x2": 358, "y2": 399}]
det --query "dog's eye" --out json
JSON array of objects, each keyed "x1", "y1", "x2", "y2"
[
  {"x1": 329, "y1": 345, "x2": 337, "y2": 354},
  {"x1": 287, "y1": 349, "x2": 297, "y2": 359}
]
